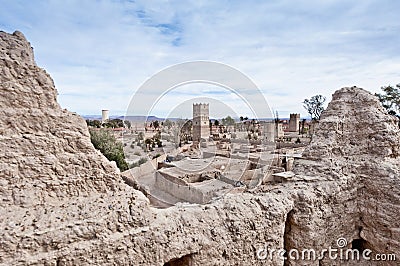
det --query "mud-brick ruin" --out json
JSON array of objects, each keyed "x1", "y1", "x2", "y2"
[{"x1": 1, "y1": 30, "x2": 399, "y2": 265}]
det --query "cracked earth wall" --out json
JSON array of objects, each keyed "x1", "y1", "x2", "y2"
[{"x1": 0, "y1": 30, "x2": 399, "y2": 266}]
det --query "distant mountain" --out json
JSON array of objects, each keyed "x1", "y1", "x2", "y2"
[
  {"x1": 81, "y1": 115, "x2": 102, "y2": 120},
  {"x1": 125, "y1": 115, "x2": 161, "y2": 122},
  {"x1": 81, "y1": 115, "x2": 167, "y2": 122},
  {"x1": 80, "y1": 115, "x2": 294, "y2": 122}
]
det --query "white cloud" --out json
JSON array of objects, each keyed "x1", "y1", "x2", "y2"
[{"x1": 0, "y1": 0, "x2": 399, "y2": 118}]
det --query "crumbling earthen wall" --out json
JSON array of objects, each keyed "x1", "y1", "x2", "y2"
[{"x1": 0, "y1": 31, "x2": 399, "y2": 266}]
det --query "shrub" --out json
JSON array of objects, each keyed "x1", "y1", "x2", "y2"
[
  {"x1": 130, "y1": 157, "x2": 148, "y2": 168},
  {"x1": 89, "y1": 129, "x2": 129, "y2": 171},
  {"x1": 138, "y1": 157, "x2": 147, "y2": 165},
  {"x1": 157, "y1": 140, "x2": 162, "y2": 147}
]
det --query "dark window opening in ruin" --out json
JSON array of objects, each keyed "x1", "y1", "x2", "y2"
[
  {"x1": 352, "y1": 238, "x2": 366, "y2": 252},
  {"x1": 164, "y1": 254, "x2": 194, "y2": 266}
]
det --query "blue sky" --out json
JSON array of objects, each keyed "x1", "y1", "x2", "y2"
[{"x1": 1, "y1": 0, "x2": 399, "y2": 118}]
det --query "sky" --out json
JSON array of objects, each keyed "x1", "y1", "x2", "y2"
[{"x1": 1, "y1": 0, "x2": 399, "y2": 118}]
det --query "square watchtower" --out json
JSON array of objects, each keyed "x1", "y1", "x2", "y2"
[{"x1": 193, "y1": 103, "x2": 210, "y2": 142}]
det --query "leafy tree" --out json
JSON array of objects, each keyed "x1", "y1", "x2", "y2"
[
  {"x1": 86, "y1": 119, "x2": 102, "y2": 128},
  {"x1": 221, "y1": 115, "x2": 235, "y2": 126},
  {"x1": 89, "y1": 129, "x2": 129, "y2": 171},
  {"x1": 144, "y1": 138, "x2": 152, "y2": 147},
  {"x1": 163, "y1": 119, "x2": 173, "y2": 130},
  {"x1": 375, "y1": 85, "x2": 400, "y2": 115},
  {"x1": 303, "y1": 95, "x2": 326, "y2": 120},
  {"x1": 104, "y1": 118, "x2": 124, "y2": 128},
  {"x1": 214, "y1": 120, "x2": 220, "y2": 126},
  {"x1": 93, "y1": 120, "x2": 101, "y2": 128},
  {"x1": 375, "y1": 84, "x2": 400, "y2": 127},
  {"x1": 157, "y1": 140, "x2": 162, "y2": 147},
  {"x1": 123, "y1": 120, "x2": 131, "y2": 129},
  {"x1": 152, "y1": 120, "x2": 160, "y2": 129},
  {"x1": 138, "y1": 132, "x2": 144, "y2": 140},
  {"x1": 153, "y1": 131, "x2": 161, "y2": 141}
]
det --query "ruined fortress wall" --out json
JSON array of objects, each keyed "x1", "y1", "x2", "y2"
[
  {"x1": 1, "y1": 31, "x2": 399, "y2": 266},
  {"x1": 193, "y1": 103, "x2": 210, "y2": 142},
  {"x1": 129, "y1": 154, "x2": 167, "y2": 178},
  {"x1": 157, "y1": 171, "x2": 188, "y2": 186},
  {"x1": 0, "y1": 31, "x2": 153, "y2": 264},
  {"x1": 154, "y1": 171, "x2": 208, "y2": 203},
  {"x1": 263, "y1": 121, "x2": 276, "y2": 141},
  {"x1": 218, "y1": 174, "x2": 238, "y2": 185},
  {"x1": 290, "y1": 87, "x2": 400, "y2": 264},
  {"x1": 289, "y1": 113, "x2": 300, "y2": 132}
]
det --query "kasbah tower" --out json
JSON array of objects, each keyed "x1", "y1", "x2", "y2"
[{"x1": 193, "y1": 103, "x2": 209, "y2": 143}]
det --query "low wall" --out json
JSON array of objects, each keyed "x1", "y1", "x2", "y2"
[
  {"x1": 154, "y1": 172, "x2": 211, "y2": 204},
  {"x1": 218, "y1": 174, "x2": 237, "y2": 186},
  {"x1": 130, "y1": 154, "x2": 167, "y2": 178},
  {"x1": 122, "y1": 166, "x2": 174, "y2": 209},
  {"x1": 158, "y1": 171, "x2": 187, "y2": 186}
]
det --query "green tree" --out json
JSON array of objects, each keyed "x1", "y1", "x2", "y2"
[
  {"x1": 104, "y1": 118, "x2": 124, "y2": 128},
  {"x1": 89, "y1": 129, "x2": 129, "y2": 171},
  {"x1": 93, "y1": 120, "x2": 101, "y2": 128},
  {"x1": 137, "y1": 132, "x2": 144, "y2": 141},
  {"x1": 86, "y1": 119, "x2": 101, "y2": 128},
  {"x1": 123, "y1": 120, "x2": 131, "y2": 129},
  {"x1": 163, "y1": 119, "x2": 173, "y2": 130},
  {"x1": 214, "y1": 120, "x2": 219, "y2": 126},
  {"x1": 153, "y1": 120, "x2": 160, "y2": 129},
  {"x1": 375, "y1": 84, "x2": 400, "y2": 127},
  {"x1": 375, "y1": 85, "x2": 400, "y2": 115},
  {"x1": 221, "y1": 115, "x2": 235, "y2": 126},
  {"x1": 303, "y1": 95, "x2": 326, "y2": 120},
  {"x1": 145, "y1": 138, "x2": 152, "y2": 148}
]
